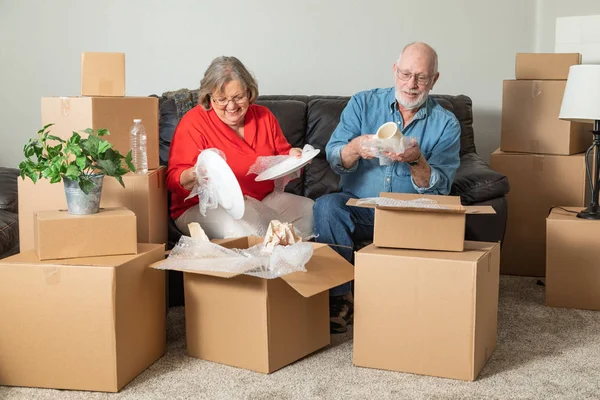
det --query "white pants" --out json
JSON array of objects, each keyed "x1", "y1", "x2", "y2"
[{"x1": 175, "y1": 191, "x2": 315, "y2": 239}]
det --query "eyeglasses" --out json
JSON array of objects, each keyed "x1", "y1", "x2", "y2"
[
  {"x1": 396, "y1": 69, "x2": 431, "y2": 86},
  {"x1": 211, "y1": 93, "x2": 248, "y2": 107}
]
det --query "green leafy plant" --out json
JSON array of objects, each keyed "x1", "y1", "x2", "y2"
[{"x1": 19, "y1": 123, "x2": 136, "y2": 194}]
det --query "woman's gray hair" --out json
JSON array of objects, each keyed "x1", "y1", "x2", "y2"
[{"x1": 198, "y1": 56, "x2": 259, "y2": 110}]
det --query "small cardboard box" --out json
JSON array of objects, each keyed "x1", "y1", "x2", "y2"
[
  {"x1": 41, "y1": 96, "x2": 159, "y2": 169},
  {"x1": 515, "y1": 53, "x2": 581, "y2": 80},
  {"x1": 0, "y1": 244, "x2": 166, "y2": 392},
  {"x1": 347, "y1": 193, "x2": 495, "y2": 252},
  {"x1": 353, "y1": 241, "x2": 500, "y2": 381},
  {"x1": 34, "y1": 207, "x2": 137, "y2": 260},
  {"x1": 490, "y1": 149, "x2": 589, "y2": 276},
  {"x1": 19, "y1": 168, "x2": 167, "y2": 251},
  {"x1": 153, "y1": 236, "x2": 354, "y2": 374},
  {"x1": 501, "y1": 80, "x2": 592, "y2": 155},
  {"x1": 81, "y1": 52, "x2": 125, "y2": 97},
  {"x1": 546, "y1": 207, "x2": 600, "y2": 310}
]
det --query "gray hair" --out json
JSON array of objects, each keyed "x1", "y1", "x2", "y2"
[
  {"x1": 198, "y1": 56, "x2": 259, "y2": 110},
  {"x1": 397, "y1": 42, "x2": 439, "y2": 75}
]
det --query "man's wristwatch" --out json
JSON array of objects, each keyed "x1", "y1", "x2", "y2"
[{"x1": 407, "y1": 152, "x2": 422, "y2": 167}]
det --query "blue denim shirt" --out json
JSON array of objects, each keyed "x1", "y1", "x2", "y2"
[{"x1": 326, "y1": 87, "x2": 461, "y2": 198}]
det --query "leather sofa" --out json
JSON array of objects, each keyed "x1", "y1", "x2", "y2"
[
  {"x1": 0, "y1": 167, "x2": 19, "y2": 259},
  {"x1": 157, "y1": 90, "x2": 510, "y2": 306}
]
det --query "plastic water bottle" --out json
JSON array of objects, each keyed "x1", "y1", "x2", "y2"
[{"x1": 129, "y1": 118, "x2": 148, "y2": 174}]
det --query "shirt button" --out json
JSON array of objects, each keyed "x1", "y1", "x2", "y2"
[{"x1": 386, "y1": 178, "x2": 391, "y2": 182}]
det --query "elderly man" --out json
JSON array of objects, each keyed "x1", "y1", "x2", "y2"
[{"x1": 314, "y1": 42, "x2": 461, "y2": 333}]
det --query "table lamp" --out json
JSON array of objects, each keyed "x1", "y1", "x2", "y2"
[{"x1": 559, "y1": 64, "x2": 600, "y2": 220}]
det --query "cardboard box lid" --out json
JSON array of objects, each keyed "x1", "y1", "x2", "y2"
[
  {"x1": 0, "y1": 243, "x2": 163, "y2": 267},
  {"x1": 34, "y1": 207, "x2": 134, "y2": 221},
  {"x1": 358, "y1": 240, "x2": 498, "y2": 262},
  {"x1": 547, "y1": 206, "x2": 587, "y2": 221},
  {"x1": 347, "y1": 193, "x2": 496, "y2": 215},
  {"x1": 151, "y1": 237, "x2": 354, "y2": 298}
]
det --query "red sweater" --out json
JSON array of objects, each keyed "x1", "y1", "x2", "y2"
[{"x1": 166, "y1": 104, "x2": 292, "y2": 220}]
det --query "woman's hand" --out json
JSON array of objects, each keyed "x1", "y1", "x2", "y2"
[
  {"x1": 180, "y1": 167, "x2": 197, "y2": 191},
  {"x1": 289, "y1": 147, "x2": 303, "y2": 158}
]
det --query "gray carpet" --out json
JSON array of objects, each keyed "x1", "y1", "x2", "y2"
[{"x1": 2, "y1": 276, "x2": 600, "y2": 400}]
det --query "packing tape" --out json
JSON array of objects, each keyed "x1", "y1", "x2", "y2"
[
  {"x1": 530, "y1": 140, "x2": 540, "y2": 153},
  {"x1": 60, "y1": 97, "x2": 70, "y2": 116},
  {"x1": 43, "y1": 266, "x2": 61, "y2": 285},
  {"x1": 533, "y1": 154, "x2": 544, "y2": 171},
  {"x1": 531, "y1": 81, "x2": 542, "y2": 98}
]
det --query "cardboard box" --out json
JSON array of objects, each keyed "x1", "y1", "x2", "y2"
[
  {"x1": 353, "y1": 241, "x2": 500, "y2": 381},
  {"x1": 515, "y1": 53, "x2": 581, "y2": 80},
  {"x1": 154, "y1": 236, "x2": 354, "y2": 373},
  {"x1": 546, "y1": 207, "x2": 600, "y2": 310},
  {"x1": 490, "y1": 149, "x2": 589, "y2": 276},
  {"x1": 0, "y1": 244, "x2": 166, "y2": 392},
  {"x1": 41, "y1": 96, "x2": 159, "y2": 169},
  {"x1": 501, "y1": 80, "x2": 592, "y2": 155},
  {"x1": 347, "y1": 193, "x2": 495, "y2": 252},
  {"x1": 19, "y1": 168, "x2": 167, "y2": 251},
  {"x1": 34, "y1": 207, "x2": 137, "y2": 260},
  {"x1": 81, "y1": 52, "x2": 125, "y2": 97}
]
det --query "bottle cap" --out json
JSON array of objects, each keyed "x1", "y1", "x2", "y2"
[{"x1": 133, "y1": 119, "x2": 142, "y2": 123}]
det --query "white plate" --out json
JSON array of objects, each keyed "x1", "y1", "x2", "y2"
[
  {"x1": 197, "y1": 150, "x2": 245, "y2": 220},
  {"x1": 255, "y1": 149, "x2": 320, "y2": 182}
]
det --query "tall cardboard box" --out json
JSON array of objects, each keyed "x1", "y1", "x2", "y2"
[
  {"x1": 18, "y1": 168, "x2": 167, "y2": 251},
  {"x1": 154, "y1": 236, "x2": 354, "y2": 373},
  {"x1": 490, "y1": 149, "x2": 589, "y2": 276},
  {"x1": 353, "y1": 241, "x2": 500, "y2": 381},
  {"x1": 515, "y1": 53, "x2": 581, "y2": 80},
  {"x1": 41, "y1": 96, "x2": 159, "y2": 169},
  {"x1": 0, "y1": 244, "x2": 166, "y2": 392},
  {"x1": 546, "y1": 207, "x2": 600, "y2": 310},
  {"x1": 501, "y1": 80, "x2": 591, "y2": 155},
  {"x1": 80, "y1": 52, "x2": 126, "y2": 97}
]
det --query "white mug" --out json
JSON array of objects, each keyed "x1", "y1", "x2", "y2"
[{"x1": 375, "y1": 122, "x2": 403, "y2": 151}]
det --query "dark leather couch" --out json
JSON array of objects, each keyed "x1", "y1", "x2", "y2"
[
  {"x1": 157, "y1": 90, "x2": 510, "y2": 306},
  {"x1": 0, "y1": 167, "x2": 19, "y2": 259}
]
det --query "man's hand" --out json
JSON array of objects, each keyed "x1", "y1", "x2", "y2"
[
  {"x1": 341, "y1": 134, "x2": 377, "y2": 169},
  {"x1": 180, "y1": 166, "x2": 197, "y2": 191},
  {"x1": 382, "y1": 142, "x2": 421, "y2": 164}
]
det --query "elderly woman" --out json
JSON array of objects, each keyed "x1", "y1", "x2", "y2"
[{"x1": 166, "y1": 56, "x2": 314, "y2": 239}]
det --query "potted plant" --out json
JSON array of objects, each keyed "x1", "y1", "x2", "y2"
[{"x1": 19, "y1": 123, "x2": 135, "y2": 215}]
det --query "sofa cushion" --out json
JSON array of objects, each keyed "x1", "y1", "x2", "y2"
[
  {"x1": 0, "y1": 168, "x2": 18, "y2": 213},
  {"x1": 433, "y1": 94, "x2": 476, "y2": 156},
  {"x1": 451, "y1": 152, "x2": 510, "y2": 204}
]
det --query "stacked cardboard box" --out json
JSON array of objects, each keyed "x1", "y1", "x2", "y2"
[
  {"x1": 491, "y1": 53, "x2": 591, "y2": 277},
  {"x1": 348, "y1": 193, "x2": 501, "y2": 381},
  {"x1": 0, "y1": 53, "x2": 168, "y2": 392}
]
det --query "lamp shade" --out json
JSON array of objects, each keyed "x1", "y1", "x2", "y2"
[{"x1": 559, "y1": 64, "x2": 600, "y2": 123}]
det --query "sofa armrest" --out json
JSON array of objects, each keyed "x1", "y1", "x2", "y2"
[
  {"x1": 451, "y1": 152, "x2": 510, "y2": 205},
  {"x1": 0, "y1": 167, "x2": 19, "y2": 214}
]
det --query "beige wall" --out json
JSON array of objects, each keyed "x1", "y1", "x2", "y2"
[{"x1": 0, "y1": 0, "x2": 538, "y2": 167}]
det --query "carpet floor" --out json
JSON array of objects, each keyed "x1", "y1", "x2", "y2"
[{"x1": 2, "y1": 276, "x2": 600, "y2": 400}]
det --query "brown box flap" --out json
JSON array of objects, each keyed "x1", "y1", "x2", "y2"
[
  {"x1": 347, "y1": 194, "x2": 495, "y2": 215},
  {"x1": 151, "y1": 237, "x2": 354, "y2": 296}
]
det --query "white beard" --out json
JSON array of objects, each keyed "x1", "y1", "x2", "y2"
[{"x1": 395, "y1": 89, "x2": 428, "y2": 110}]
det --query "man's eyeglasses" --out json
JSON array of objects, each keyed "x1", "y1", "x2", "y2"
[
  {"x1": 211, "y1": 93, "x2": 248, "y2": 107},
  {"x1": 396, "y1": 69, "x2": 431, "y2": 86}
]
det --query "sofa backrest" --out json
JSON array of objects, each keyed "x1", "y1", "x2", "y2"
[{"x1": 157, "y1": 90, "x2": 477, "y2": 199}]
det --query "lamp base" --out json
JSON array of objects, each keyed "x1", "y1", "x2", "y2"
[{"x1": 577, "y1": 204, "x2": 600, "y2": 220}]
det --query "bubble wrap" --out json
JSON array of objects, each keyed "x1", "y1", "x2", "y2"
[
  {"x1": 247, "y1": 144, "x2": 315, "y2": 191},
  {"x1": 155, "y1": 235, "x2": 314, "y2": 279},
  {"x1": 357, "y1": 197, "x2": 451, "y2": 210},
  {"x1": 184, "y1": 148, "x2": 228, "y2": 217},
  {"x1": 360, "y1": 136, "x2": 417, "y2": 166}
]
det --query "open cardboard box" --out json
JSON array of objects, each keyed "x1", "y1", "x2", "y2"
[
  {"x1": 347, "y1": 193, "x2": 495, "y2": 252},
  {"x1": 151, "y1": 235, "x2": 354, "y2": 373}
]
